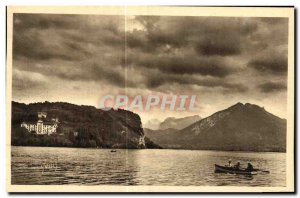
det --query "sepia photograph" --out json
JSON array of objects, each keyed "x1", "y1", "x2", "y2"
[{"x1": 6, "y1": 6, "x2": 294, "y2": 192}]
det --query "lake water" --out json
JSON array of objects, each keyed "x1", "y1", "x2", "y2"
[{"x1": 11, "y1": 146, "x2": 286, "y2": 186}]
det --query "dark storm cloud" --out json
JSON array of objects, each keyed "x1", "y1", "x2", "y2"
[
  {"x1": 14, "y1": 13, "x2": 124, "y2": 33},
  {"x1": 129, "y1": 16, "x2": 258, "y2": 55},
  {"x1": 142, "y1": 69, "x2": 248, "y2": 93},
  {"x1": 259, "y1": 17, "x2": 288, "y2": 25},
  {"x1": 194, "y1": 33, "x2": 241, "y2": 56},
  {"x1": 258, "y1": 82, "x2": 287, "y2": 93},
  {"x1": 54, "y1": 63, "x2": 126, "y2": 87},
  {"x1": 13, "y1": 14, "x2": 86, "y2": 30},
  {"x1": 13, "y1": 32, "x2": 77, "y2": 61},
  {"x1": 14, "y1": 57, "x2": 127, "y2": 88},
  {"x1": 13, "y1": 14, "x2": 125, "y2": 61},
  {"x1": 248, "y1": 52, "x2": 288, "y2": 74},
  {"x1": 13, "y1": 13, "x2": 126, "y2": 87},
  {"x1": 12, "y1": 13, "x2": 288, "y2": 97},
  {"x1": 129, "y1": 54, "x2": 237, "y2": 77},
  {"x1": 127, "y1": 29, "x2": 185, "y2": 52}
]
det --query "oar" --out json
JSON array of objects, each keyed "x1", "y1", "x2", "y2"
[
  {"x1": 259, "y1": 170, "x2": 270, "y2": 173},
  {"x1": 255, "y1": 169, "x2": 270, "y2": 174}
]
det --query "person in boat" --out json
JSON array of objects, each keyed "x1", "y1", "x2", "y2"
[
  {"x1": 234, "y1": 161, "x2": 241, "y2": 170},
  {"x1": 246, "y1": 162, "x2": 254, "y2": 172},
  {"x1": 226, "y1": 160, "x2": 232, "y2": 167}
]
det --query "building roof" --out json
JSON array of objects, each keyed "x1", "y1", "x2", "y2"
[
  {"x1": 43, "y1": 121, "x2": 57, "y2": 125},
  {"x1": 22, "y1": 121, "x2": 36, "y2": 125},
  {"x1": 22, "y1": 120, "x2": 57, "y2": 125}
]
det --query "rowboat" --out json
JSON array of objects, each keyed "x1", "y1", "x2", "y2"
[{"x1": 214, "y1": 164, "x2": 258, "y2": 175}]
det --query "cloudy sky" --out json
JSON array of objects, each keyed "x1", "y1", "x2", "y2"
[{"x1": 12, "y1": 14, "x2": 288, "y2": 123}]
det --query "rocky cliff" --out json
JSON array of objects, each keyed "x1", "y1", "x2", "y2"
[{"x1": 11, "y1": 101, "x2": 160, "y2": 149}]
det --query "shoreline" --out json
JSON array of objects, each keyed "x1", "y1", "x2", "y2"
[{"x1": 10, "y1": 145, "x2": 286, "y2": 153}]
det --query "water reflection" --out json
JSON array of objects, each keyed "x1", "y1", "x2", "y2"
[{"x1": 11, "y1": 147, "x2": 286, "y2": 186}]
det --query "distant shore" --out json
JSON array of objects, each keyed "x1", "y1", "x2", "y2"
[{"x1": 10, "y1": 145, "x2": 285, "y2": 153}]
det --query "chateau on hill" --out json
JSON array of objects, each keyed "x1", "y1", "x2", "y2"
[{"x1": 21, "y1": 112, "x2": 59, "y2": 135}]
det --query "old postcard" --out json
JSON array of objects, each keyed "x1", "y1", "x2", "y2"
[{"x1": 6, "y1": 6, "x2": 294, "y2": 192}]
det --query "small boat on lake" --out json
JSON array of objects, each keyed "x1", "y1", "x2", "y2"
[{"x1": 214, "y1": 164, "x2": 258, "y2": 175}]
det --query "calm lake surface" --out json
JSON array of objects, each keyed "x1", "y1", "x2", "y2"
[{"x1": 11, "y1": 146, "x2": 286, "y2": 186}]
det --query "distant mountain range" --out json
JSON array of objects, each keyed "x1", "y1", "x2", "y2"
[
  {"x1": 143, "y1": 119, "x2": 161, "y2": 130},
  {"x1": 144, "y1": 115, "x2": 201, "y2": 130},
  {"x1": 145, "y1": 103, "x2": 286, "y2": 152},
  {"x1": 159, "y1": 115, "x2": 201, "y2": 130}
]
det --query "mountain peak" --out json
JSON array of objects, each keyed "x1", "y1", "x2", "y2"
[
  {"x1": 148, "y1": 102, "x2": 286, "y2": 152},
  {"x1": 228, "y1": 102, "x2": 265, "y2": 112},
  {"x1": 244, "y1": 103, "x2": 265, "y2": 110},
  {"x1": 232, "y1": 102, "x2": 244, "y2": 107}
]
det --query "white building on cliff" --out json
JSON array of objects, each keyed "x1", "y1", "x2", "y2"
[{"x1": 21, "y1": 112, "x2": 59, "y2": 135}]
